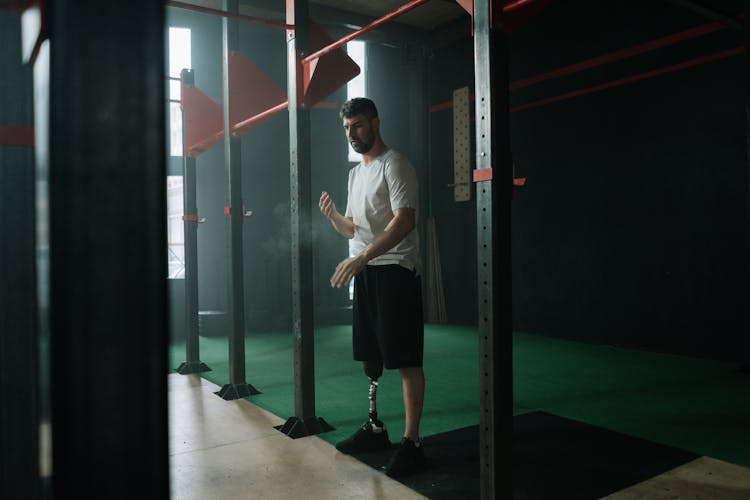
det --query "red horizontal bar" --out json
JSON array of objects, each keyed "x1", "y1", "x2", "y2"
[
  {"x1": 503, "y1": 0, "x2": 537, "y2": 13},
  {"x1": 429, "y1": 19, "x2": 737, "y2": 113},
  {"x1": 167, "y1": 1, "x2": 293, "y2": 30},
  {"x1": 0, "y1": 126, "x2": 34, "y2": 146},
  {"x1": 301, "y1": 0, "x2": 429, "y2": 65},
  {"x1": 510, "y1": 46, "x2": 744, "y2": 113},
  {"x1": 186, "y1": 99, "x2": 338, "y2": 154},
  {"x1": 430, "y1": 100, "x2": 454, "y2": 113},
  {"x1": 232, "y1": 100, "x2": 288, "y2": 135},
  {"x1": 510, "y1": 20, "x2": 726, "y2": 91}
]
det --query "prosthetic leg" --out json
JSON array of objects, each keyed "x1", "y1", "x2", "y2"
[
  {"x1": 335, "y1": 360, "x2": 391, "y2": 453},
  {"x1": 364, "y1": 360, "x2": 386, "y2": 433}
]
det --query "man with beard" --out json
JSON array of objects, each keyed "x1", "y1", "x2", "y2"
[{"x1": 319, "y1": 97, "x2": 425, "y2": 478}]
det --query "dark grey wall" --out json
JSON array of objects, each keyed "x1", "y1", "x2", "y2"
[{"x1": 427, "y1": 0, "x2": 749, "y2": 361}]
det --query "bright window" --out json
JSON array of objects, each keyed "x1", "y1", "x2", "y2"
[
  {"x1": 168, "y1": 27, "x2": 191, "y2": 157},
  {"x1": 166, "y1": 27, "x2": 191, "y2": 278},
  {"x1": 346, "y1": 41, "x2": 366, "y2": 163},
  {"x1": 166, "y1": 176, "x2": 185, "y2": 279},
  {"x1": 345, "y1": 41, "x2": 366, "y2": 299}
]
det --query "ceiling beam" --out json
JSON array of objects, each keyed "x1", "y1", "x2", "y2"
[
  {"x1": 241, "y1": 0, "x2": 429, "y2": 45},
  {"x1": 661, "y1": 0, "x2": 743, "y2": 31}
]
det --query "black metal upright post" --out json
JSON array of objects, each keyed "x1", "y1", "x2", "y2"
[
  {"x1": 217, "y1": 0, "x2": 259, "y2": 400},
  {"x1": 177, "y1": 68, "x2": 210, "y2": 375},
  {"x1": 46, "y1": 1, "x2": 169, "y2": 497},
  {"x1": 473, "y1": 2, "x2": 513, "y2": 499},
  {"x1": 278, "y1": 0, "x2": 333, "y2": 438},
  {"x1": 743, "y1": 0, "x2": 750, "y2": 374},
  {"x1": 0, "y1": 10, "x2": 40, "y2": 499}
]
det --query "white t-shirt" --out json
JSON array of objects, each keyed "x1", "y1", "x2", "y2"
[{"x1": 345, "y1": 149, "x2": 420, "y2": 272}]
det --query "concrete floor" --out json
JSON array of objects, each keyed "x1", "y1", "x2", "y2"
[
  {"x1": 168, "y1": 374, "x2": 426, "y2": 500},
  {"x1": 169, "y1": 373, "x2": 750, "y2": 499},
  {"x1": 603, "y1": 456, "x2": 750, "y2": 500}
]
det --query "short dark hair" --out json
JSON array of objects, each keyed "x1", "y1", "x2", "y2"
[{"x1": 340, "y1": 97, "x2": 378, "y2": 120}]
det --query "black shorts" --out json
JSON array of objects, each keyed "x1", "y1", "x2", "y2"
[{"x1": 352, "y1": 264, "x2": 424, "y2": 369}]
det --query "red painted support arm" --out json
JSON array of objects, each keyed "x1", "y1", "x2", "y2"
[
  {"x1": 301, "y1": 0, "x2": 430, "y2": 65},
  {"x1": 503, "y1": 0, "x2": 536, "y2": 12},
  {"x1": 232, "y1": 100, "x2": 289, "y2": 136},
  {"x1": 167, "y1": 1, "x2": 293, "y2": 30}
]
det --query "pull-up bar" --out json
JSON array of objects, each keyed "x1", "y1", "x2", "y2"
[
  {"x1": 300, "y1": 0, "x2": 430, "y2": 65},
  {"x1": 504, "y1": 0, "x2": 538, "y2": 12},
  {"x1": 167, "y1": 0, "x2": 294, "y2": 30},
  {"x1": 233, "y1": 100, "x2": 289, "y2": 135},
  {"x1": 299, "y1": 0, "x2": 546, "y2": 65}
]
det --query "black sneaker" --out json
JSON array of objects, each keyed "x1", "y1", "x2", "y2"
[
  {"x1": 383, "y1": 437, "x2": 425, "y2": 478},
  {"x1": 335, "y1": 421, "x2": 391, "y2": 454}
]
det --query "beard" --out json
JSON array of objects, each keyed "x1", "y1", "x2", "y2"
[{"x1": 350, "y1": 129, "x2": 374, "y2": 154}]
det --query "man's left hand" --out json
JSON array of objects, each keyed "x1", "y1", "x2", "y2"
[{"x1": 330, "y1": 254, "x2": 367, "y2": 288}]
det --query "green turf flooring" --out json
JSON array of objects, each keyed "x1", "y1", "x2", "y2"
[{"x1": 169, "y1": 325, "x2": 750, "y2": 468}]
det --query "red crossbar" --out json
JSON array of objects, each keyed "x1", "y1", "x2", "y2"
[
  {"x1": 503, "y1": 0, "x2": 537, "y2": 12},
  {"x1": 429, "y1": 19, "x2": 740, "y2": 113},
  {"x1": 232, "y1": 101, "x2": 288, "y2": 136},
  {"x1": 510, "y1": 20, "x2": 727, "y2": 90},
  {"x1": 510, "y1": 46, "x2": 744, "y2": 113},
  {"x1": 300, "y1": 0, "x2": 429, "y2": 65},
  {"x1": 167, "y1": 1, "x2": 293, "y2": 30}
]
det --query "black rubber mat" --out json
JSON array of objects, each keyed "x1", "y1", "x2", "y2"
[{"x1": 346, "y1": 411, "x2": 700, "y2": 500}]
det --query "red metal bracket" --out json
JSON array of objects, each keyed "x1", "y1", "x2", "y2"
[
  {"x1": 181, "y1": 80, "x2": 224, "y2": 157},
  {"x1": 224, "y1": 206, "x2": 254, "y2": 220},
  {"x1": 473, "y1": 168, "x2": 493, "y2": 182},
  {"x1": 228, "y1": 51, "x2": 287, "y2": 136},
  {"x1": 300, "y1": 21, "x2": 361, "y2": 108},
  {"x1": 182, "y1": 52, "x2": 288, "y2": 157},
  {"x1": 473, "y1": 168, "x2": 527, "y2": 187},
  {"x1": 182, "y1": 214, "x2": 206, "y2": 223}
]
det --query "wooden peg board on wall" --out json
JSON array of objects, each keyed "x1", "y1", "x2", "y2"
[{"x1": 453, "y1": 86, "x2": 471, "y2": 202}]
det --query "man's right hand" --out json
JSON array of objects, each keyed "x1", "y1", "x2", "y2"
[
  {"x1": 319, "y1": 191, "x2": 337, "y2": 220},
  {"x1": 320, "y1": 191, "x2": 355, "y2": 239}
]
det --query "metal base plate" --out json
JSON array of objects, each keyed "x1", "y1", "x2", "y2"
[
  {"x1": 215, "y1": 382, "x2": 261, "y2": 400},
  {"x1": 176, "y1": 361, "x2": 212, "y2": 375},
  {"x1": 276, "y1": 416, "x2": 334, "y2": 439}
]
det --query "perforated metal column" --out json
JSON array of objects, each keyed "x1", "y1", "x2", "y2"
[
  {"x1": 473, "y1": 2, "x2": 513, "y2": 499},
  {"x1": 279, "y1": 0, "x2": 332, "y2": 438},
  {"x1": 177, "y1": 68, "x2": 210, "y2": 376},
  {"x1": 744, "y1": 0, "x2": 750, "y2": 371},
  {"x1": 218, "y1": 0, "x2": 259, "y2": 399}
]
